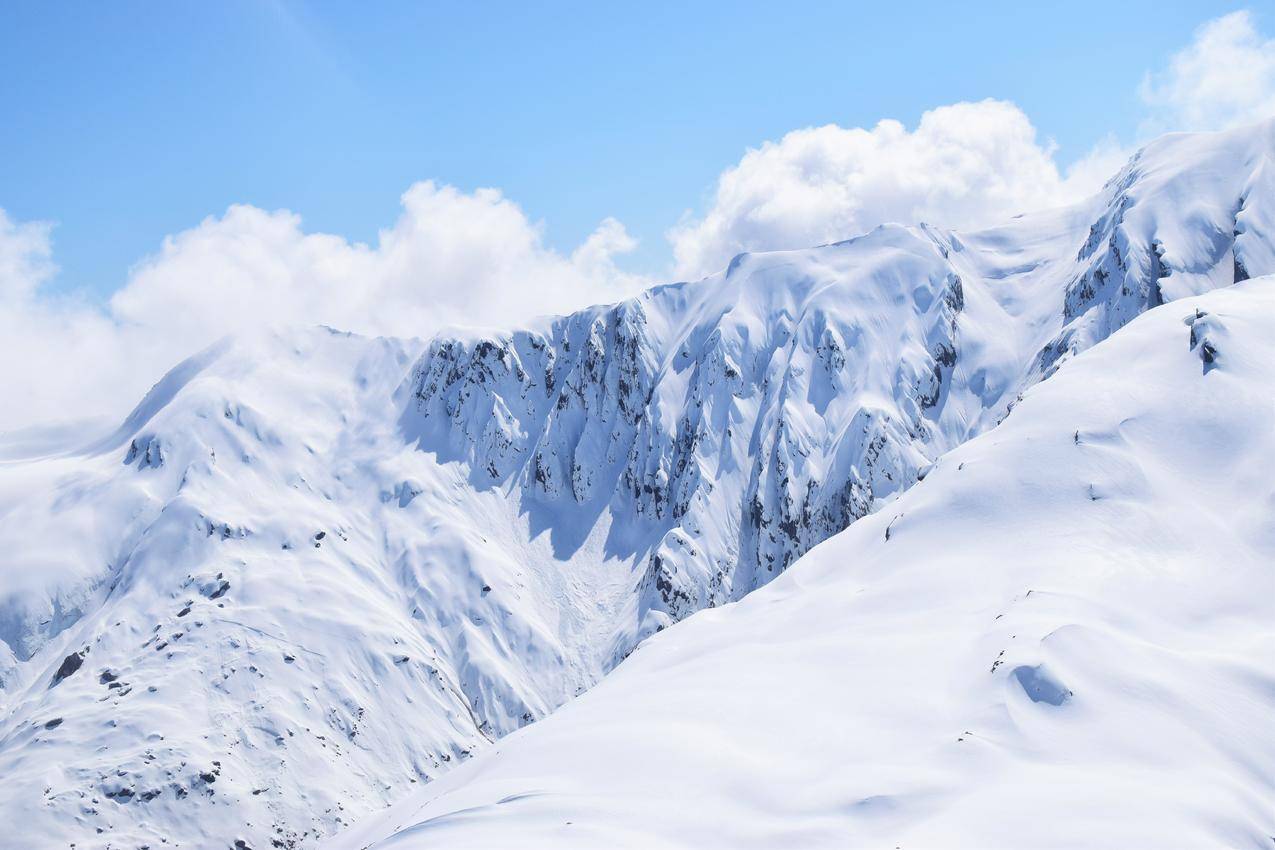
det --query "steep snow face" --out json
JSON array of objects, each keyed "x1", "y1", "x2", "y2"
[
  {"x1": 0, "y1": 121, "x2": 1273, "y2": 850},
  {"x1": 405, "y1": 230, "x2": 984, "y2": 649},
  {"x1": 1035, "y1": 121, "x2": 1275, "y2": 375},
  {"x1": 404, "y1": 119, "x2": 1275, "y2": 642},
  {"x1": 329, "y1": 277, "x2": 1275, "y2": 850}
]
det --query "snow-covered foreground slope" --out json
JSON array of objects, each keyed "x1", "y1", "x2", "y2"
[
  {"x1": 331, "y1": 277, "x2": 1275, "y2": 850},
  {"x1": 0, "y1": 120, "x2": 1272, "y2": 849}
]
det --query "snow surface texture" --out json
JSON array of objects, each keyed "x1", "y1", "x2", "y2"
[
  {"x1": 329, "y1": 277, "x2": 1275, "y2": 850},
  {"x1": 0, "y1": 119, "x2": 1272, "y2": 848}
]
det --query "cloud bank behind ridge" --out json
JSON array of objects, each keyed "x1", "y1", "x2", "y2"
[{"x1": 2, "y1": 10, "x2": 1272, "y2": 432}]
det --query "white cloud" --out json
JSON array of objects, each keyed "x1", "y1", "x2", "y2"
[
  {"x1": 1140, "y1": 10, "x2": 1275, "y2": 134},
  {"x1": 668, "y1": 11, "x2": 1275, "y2": 280},
  {"x1": 668, "y1": 100, "x2": 1116, "y2": 279},
  {"x1": 6, "y1": 10, "x2": 1270, "y2": 433},
  {"x1": 0, "y1": 185, "x2": 647, "y2": 431},
  {"x1": 0, "y1": 210, "x2": 56, "y2": 300},
  {"x1": 113, "y1": 182, "x2": 646, "y2": 340},
  {"x1": 0, "y1": 212, "x2": 129, "y2": 431}
]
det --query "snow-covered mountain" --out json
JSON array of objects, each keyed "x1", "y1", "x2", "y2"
[
  {"x1": 330, "y1": 275, "x2": 1275, "y2": 850},
  {"x1": 407, "y1": 119, "x2": 1273, "y2": 638},
  {"x1": 0, "y1": 120, "x2": 1272, "y2": 849}
]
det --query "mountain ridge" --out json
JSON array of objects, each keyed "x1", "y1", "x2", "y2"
[{"x1": 1, "y1": 119, "x2": 1273, "y2": 849}]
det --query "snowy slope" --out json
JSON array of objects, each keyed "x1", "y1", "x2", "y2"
[
  {"x1": 0, "y1": 329, "x2": 638, "y2": 848},
  {"x1": 0, "y1": 120, "x2": 1272, "y2": 849},
  {"x1": 330, "y1": 277, "x2": 1275, "y2": 850}
]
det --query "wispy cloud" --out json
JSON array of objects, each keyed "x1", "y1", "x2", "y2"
[{"x1": 1139, "y1": 10, "x2": 1275, "y2": 134}]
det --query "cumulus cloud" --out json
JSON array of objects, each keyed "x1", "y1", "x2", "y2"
[
  {"x1": 0, "y1": 185, "x2": 647, "y2": 430},
  {"x1": 668, "y1": 100, "x2": 1118, "y2": 279},
  {"x1": 114, "y1": 182, "x2": 646, "y2": 340},
  {"x1": 1140, "y1": 10, "x2": 1275, "y2": 134},
  {"x1": 668, "y1": 8, "x2": 1275, "y2": 282},
  {"x1": 6, "y1": 11, "x2": 1268, "y2": 432}
]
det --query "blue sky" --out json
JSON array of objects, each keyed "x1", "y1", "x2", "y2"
[{"x1": 0, "y1": 0, "x2": 1247, "y2": 298}]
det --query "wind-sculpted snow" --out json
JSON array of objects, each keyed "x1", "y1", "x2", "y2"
[
  {"x1": 0, "y1": 121, "x2": 1273, "y2": 849},
  {"x1": 1041, "y1": 121, "x2": 1275, "y2": 375},
  {"x1": 404, "y1": 120, "x2": 1275, "y2": 640},
  {"x1": 405, "y1": 236, "x2": 980, "y2": 640},
  {"x1": 330, "y1": 277, "x2": 1275, "y2": 850}
]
